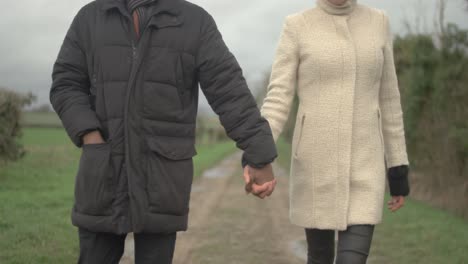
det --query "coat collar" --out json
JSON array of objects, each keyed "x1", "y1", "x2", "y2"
[
  {"x1": 317, "y1": 0, "x2": 357, "y2": 16},
  {"x1": 99, "y1": 0, "x2": 183, "y2": 28},
  {"x1": 100, "y1": 0, "x2": 181, "y2": 16}
]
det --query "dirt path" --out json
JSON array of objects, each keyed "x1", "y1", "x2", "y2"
[{"x1": 120, "y1": 152, "x2": 306, "y2": 264}]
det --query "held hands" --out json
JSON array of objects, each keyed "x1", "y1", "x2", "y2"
[{"x1": 243, "y1": 164, "x2": 277, "y2": 199}]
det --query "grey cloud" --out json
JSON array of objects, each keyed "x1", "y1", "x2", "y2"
[{"x1": 1, "y1": 0, "x2": 467, "y2": 110}]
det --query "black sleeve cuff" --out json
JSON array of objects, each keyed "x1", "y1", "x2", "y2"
[
  {"x1": 240, "y1": 133, "x2": 278, "y2": 168},
  {"x1": 241, "y1": 154, "x2": 275, "y2": 169},
  {"x1": 387, "y1": 165, "x2": 410, "y2": 196},
  {"x1": 76, "y1": 127, "x2": 102, "y2": 147}
]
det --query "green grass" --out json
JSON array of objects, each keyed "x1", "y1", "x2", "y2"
[
  {"x1": 371, "y1": 199, "x2": 468, "y2": 264},
  {"x1": 193, "y1": 141, "x2": 237, "y2": 178},
  {"x1": 0, "y1": 127, "x2": 236, "y2": 263},
  {"x1": 276, "y1": 136, "x2": 292, "y2": 170},
  {"x1": 0, "y1": 128, "x2": 80, "y2": 264},
  {"x1": 21, "y1": 112, "x2": 62, "y2": 128},
  {"x1": 275, "y1": 137, "x2": 468, "y2": 263}
]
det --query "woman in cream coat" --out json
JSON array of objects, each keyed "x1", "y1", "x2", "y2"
[{"x1": 261, "y1": 0, "x2": 410, "y2": 263}]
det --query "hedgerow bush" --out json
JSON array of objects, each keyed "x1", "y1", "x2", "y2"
[{"x1": 0, "y1": 88, "x2": 35, "y2": 164}]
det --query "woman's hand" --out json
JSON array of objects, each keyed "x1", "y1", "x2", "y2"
[{"x1": 388, "y1": 196, "x2": 405, "y2": 212}]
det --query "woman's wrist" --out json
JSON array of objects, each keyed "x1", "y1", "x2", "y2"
[{"x1": 387, "y1": 165, "x2": 410, "y2": 196}]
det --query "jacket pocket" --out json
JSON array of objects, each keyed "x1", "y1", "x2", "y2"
[
  {"x1": 141, "y1": 82, "x2": 184, "y2": 120},
  {"x1": 377, "y1": 109, "x2": 385, "y2": 151},
  {"x1": 178, "y1": 53, "x2": 196, "y2": 90},
  {"x1": 175, "y1": 53, "x2": 196, "y2": 110},
  {"x1": 74, "y1": 143, "x2": 114, "y2": 216},
  {"x1": 294, "y1": 114, "x2": 306, "y2": 158},
  {"x1": 145, "y1": 136, "x2": 197, "y2": 216}
]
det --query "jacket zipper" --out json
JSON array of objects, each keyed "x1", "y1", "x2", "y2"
[
  {"x1": 176, "y1": 55, "x2": 185, "y2": 110},
  {"x1": 123, "y1": 18, "x2": 151, "y2": 228},
  {"x1": 295, "y1": 114, "x2": 306, "y2": 158}
]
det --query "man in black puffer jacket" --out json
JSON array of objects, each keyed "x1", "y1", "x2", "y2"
[{"x1": 50, "y1": 0, "x2": 277, "y2": 263}]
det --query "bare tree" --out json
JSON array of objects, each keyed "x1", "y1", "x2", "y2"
[
  {"x1": 402, "y1": 0, "x2": 431, "y2": 35},
  {"x1": 434, "y1": 0, "x2": 447, "y2": 37}
]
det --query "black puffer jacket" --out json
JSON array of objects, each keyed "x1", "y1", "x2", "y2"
[{"x1": 50, "y1": 0, "x2": 277, "y2": 234}]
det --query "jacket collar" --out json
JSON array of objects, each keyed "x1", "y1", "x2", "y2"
[
  {"x1": 99, "y1": 0, "x2": 183, "y2": 28},
  {"x1": 100, "y1": 0, "x2": 181, "y2": 16},
  {"x1": 317, "y1": 0, "x2": 357, "y2": 16}
]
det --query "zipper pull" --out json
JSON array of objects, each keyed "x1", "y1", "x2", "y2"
[{"x1": 131, "y1": 41, "x2": 137, "y2": 60}]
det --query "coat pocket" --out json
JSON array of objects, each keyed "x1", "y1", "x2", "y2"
[
  {"x1": 178, "y1": 53, "x2": 196, "y2": 90},
  {"x1": 141, "y1": 82, "x2": 184, "y2": 120},
  {"x1": 377, "y1": 109, "x2": 385, "y2": 152},
  {"x1": 145, "y1": 136, "x2": 197, "y2": 216},
  {"x1": 294, "y1": 114, "x2": 306, "y2": 158},
  {"x1": 175, "y1": 53, "x2": 196, "y2": 110},
  {"x1": 74, "y1": 143, "x2": 114, "y2": 216}
]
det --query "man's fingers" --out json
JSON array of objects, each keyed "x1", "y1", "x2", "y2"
[
  {"x1": 245, "y1": 182, "x2": 253, "y2": 194},
  {"x1": 243, "y1": 166, "x2": 250, "y2": 184},
  {"x1": 243, "y1": 166, "x2": 253, "y2": 194}
]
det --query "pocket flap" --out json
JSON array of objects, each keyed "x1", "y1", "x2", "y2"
[{"x1": 146, "y1": 136, "x2": 197, "y2": 160}]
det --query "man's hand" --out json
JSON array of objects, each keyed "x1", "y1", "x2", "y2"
[
  {"x1": 388, "y1": 196, "x2": 405, "y2": 212},
  {"x1": 243, "y1": 164, "x2": 277, "y2": 199},
  {"x1": 82, "y1": 130, "x2": 105, "y2": 145}
]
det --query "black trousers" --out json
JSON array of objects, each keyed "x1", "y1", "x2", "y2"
[
  {"x1": 305, "y1": 225, "x2": 375, "y2": 264},
  {"x1": 78, "y1": 228, "x2": 177, "y2": 264}
]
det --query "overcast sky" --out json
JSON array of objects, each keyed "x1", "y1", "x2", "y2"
[{"x1": 1, "y1": 0, "x2": 467, "y2": 111}]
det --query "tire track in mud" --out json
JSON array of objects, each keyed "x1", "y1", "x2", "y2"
[{"x1": 121, "y1": 152, "x2": 306, "y2": 264}]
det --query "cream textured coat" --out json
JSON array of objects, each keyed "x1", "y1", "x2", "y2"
[{"x1": 261, "y1": 0, "x2": 409, "y2": 230}]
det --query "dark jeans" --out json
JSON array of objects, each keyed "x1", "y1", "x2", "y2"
[
  {"x1": 305, "y1": 225, "x2": 375, "y2": 264},
  {"x1": 78, "y1": 228, "x2": 177, "y2": 264}
]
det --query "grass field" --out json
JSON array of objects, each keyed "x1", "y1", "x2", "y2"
[
  {"x1": 193, "y1": 141, "x2": 237, "y2": 178},
  {"x1": 371, "y1": 199, "x2": 468, "y2": 263},
  {"x1": 0, "y1": 127, "x2": 236, "y2": 263},
  {"x1": 276, "y1": 137, "x2": 293, "y2": 170},
  {"x1": 21, "y1": 112, "x2": 62, "y2": 128},
  {"x1": 276, "y1": 137, "x2": 468, "y2": 263},
  {"x1": 2, "y1": 129, "x2": 467, "y2": 263}
]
